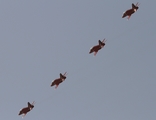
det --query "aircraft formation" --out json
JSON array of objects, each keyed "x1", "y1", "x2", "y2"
[{"x1": 18, "y1": 2, "x2": 139, "y2": 118}]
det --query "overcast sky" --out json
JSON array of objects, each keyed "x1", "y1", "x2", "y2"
[{"x1": 0, "y1": 0, "x2": 156, "y2": 120}]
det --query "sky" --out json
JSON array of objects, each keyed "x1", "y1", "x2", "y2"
[{"x1": 0, "y1": 0, "x2": 156, "y2": 120}]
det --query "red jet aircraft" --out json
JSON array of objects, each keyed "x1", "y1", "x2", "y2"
[
  {"x1": 51, "y1": 72, "x2": 67, "y2": 89},
  {"x1": 18, "y1": 101, "x2": 34, "y2": 118},
  {"x1": 89, "y1": 39, "x2": 106, "y2": 56},
  {"x1": 122, "y1": 3, "x2": 140, "y2": 20}
]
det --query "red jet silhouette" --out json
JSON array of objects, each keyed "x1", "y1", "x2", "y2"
[
  {"x1": 122, "y1": 3, "x2": 140, "y2": 20},
  {"x1": 18, "y1": 101, "x2": 35, "y2": 118},
  {"x1": 89, "y1": 39, "x2": 106, "y2": 56},
  {"x1": 51, "y1": 72, "x2": 67, "y2": 89}
]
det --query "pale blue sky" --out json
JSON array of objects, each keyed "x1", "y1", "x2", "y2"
[{"x1": 0, "y1": 0, "x2": 156, "y2": 120}]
